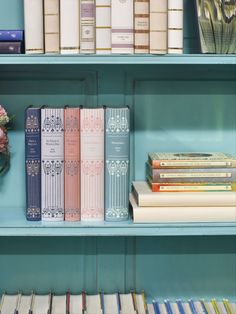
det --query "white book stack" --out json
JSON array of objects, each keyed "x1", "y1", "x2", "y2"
[
  {"x1": 52, "y1": 295, "x2": 67, "y2": 314},
  {"x1": 96, "y1": 0, "x2": 111, "y2": 54},
  {"x1": 86, "y1": 294, "x2": 103, "y2": 314},
  {"x1": 0, "y1": 294, "x2": 18, "y2": 314},
  {"x1": 104, "y1": 294, "x2": 119, "y2": 314},
  {"x1": 33, "y1": 294, "x2": 50, "y2": 314},
  {"x1": 80, "y1": 0, "x2": 96, "y2": 53},
  {"x1": 168, "y1": 0, "x2": 183, "y2": 54},
  {"x1": 18, "y1": 295, "x2": 32, "y2": 314},
  {"x1": 119, "y1": 293, "x2": 136, "y2": 314},
  {"x1": 24, "y1": 0, "x2": 44, "y2": 54},
  {"x1": 44, "y1": 0, "x2": 60, "y2": 54},
  {"x1": 60, "y1": 0, "x2": 80, "y2": 54},
  {"x1": 70, "y1": 294, "x2": 83, "y2": 314}
]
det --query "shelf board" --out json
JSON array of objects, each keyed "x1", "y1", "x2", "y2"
[
  {"x1": 0, "y1": 54, "x2": 235, "y2": 65},
  {"x1": 0, "y1": 208, "x2": 235, "y2": 236}
]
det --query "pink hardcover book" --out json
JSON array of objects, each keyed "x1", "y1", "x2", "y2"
[
  {"x1": 64, "y1": 107, "x2": 80, "y2": 221},
  {"x1": 80, "y1": 108, "x2": 104, "y2": 221}
]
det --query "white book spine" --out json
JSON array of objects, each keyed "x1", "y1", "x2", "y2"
[
  {"x1": 60, "y1": 0, "x2": 80, "y2": 54},
  {"x1": 80, "y1": 0, "x2": 96, "y2": 53},
  {"x1": 134, "y1": 0, "x2": 149, "y2": 54},
  {"x1": 168, "y1": 0, "x2": 183, "y2": 54},
  {"x1": 24, "y1": 0, "x2": 44, "y2": 54},
  {"x1": 96, "y1": 0, "x2": 111, "y2": 54},
  {"x1": 111, "y1": 0, "x2": 134, "y2": 54},
  {"x1": 44, "y1": 0, "x2": 60, "y2": 54},
  {"x1": 41, "y1": 108, "x2": 64, "y2": 221},
  {"x1": 150, "y1": 0, "x2": 167, "y2": 54}
]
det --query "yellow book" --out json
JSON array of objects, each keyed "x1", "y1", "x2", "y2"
[{"x1": 223, "y1": 299, "x2": 233, "y2": 314}]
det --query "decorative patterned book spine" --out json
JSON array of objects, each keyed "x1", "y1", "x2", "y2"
[
  {"x1": 41, "y1": 108, "x2": 64, "y2": 221},
  {"x1": 134, "y1": 0, "x2": 149, "y2": 53},
  {"x1": 105, "y1": 107, "x2": 130, "y2": 221},
  {"x1": 150, "y1": 0, "x2": 167, "y2": 54},
  {"x1": 96, "y1": 0, "x2": 111, "y2": 54},
  {"x1": 168, "y1": 0, "x2": 183, "y2": 54},
  {"x1": 60, "y1": 0, "x2": 80, "y2": 54},
  {"x1": 44, "y1": 0, "x2": 60, "y2": 54},
  {"x1": 80, "y1": 108, "x2": 104, "y2": 221},
  {"x1": 0, "y1": 42, "x2": 22, "y2": 54},
  {"x1": 80, "y1": 0, "x2": 95, "y2": 53},
  {"x1": 111, "y1": 0, "x2": 134, "y2": 54},
  {"x1": 25, "y1": 107, "x2": 41, "y2": 221},
  {"x1": 0, "y1": 30, "x2": 24, "y2": 41},
  {"x1": 24, "y1": 0, "x2": 44, "y2": 54},
  {"x1": 64, "y1": 108, "x2": 81, "y2": 221}
]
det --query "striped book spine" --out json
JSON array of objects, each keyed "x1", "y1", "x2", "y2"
[
  {"x1": 80, "y1": 108, "x2": 104, "y2": 221},
  {"x1": 150, "y1": 0, "x2": 167, "y2": 54},
  {"x1": 25, "y1": 107, "x2": 41, "y2": 221},
  {"x1": 168, "y1": 0, "x2": 183, "y2": 54},
  {"x1": 96, "y1": 0, "x2": 111, "y2": 54},
  {"x1": 80, "y1": 0, "x2": 95, "y2": 53},
  {"x1": 44, "y1": 0, "x2": 60, "y2": 54},
  {"x1": 134, "y1": 0, "x2": 149, "y2": 53},
  {"x1": 105, "y1": 107, "x2": 130, "y2": 221},
  {"x1": 64, "y1": 107, "x2": 81, "y2": 221},
  {"x1": 111, "y1": 0, "x2": 134, "y2": 54},
  {"x1": 41, "y1": 108, "x2": 64, "y2": 221}
]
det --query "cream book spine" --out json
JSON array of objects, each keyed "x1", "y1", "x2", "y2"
[
  {"x1": 24, "y1": 0, "x2": 44, "y2": 54},
  {"x1": 96, "y1": 0, "x2": 111, "y2": 54},
  {"x1": 150, "y1": 0, "x2": 167, "y2": 54},
  {"x1": 44, "y1": 0, "x2": 60, "y2": 54},
  {"x1": 134, "y1": 0, "x2": 149, "y2": 53},
  {"x1": 111, "y1": 0, "x2": 134, "y2": 54},
  {"x1": 80, "y1": 0, "x2": 96, "y2": 53},
  {"x1": 60, "y1": 0, "x2": 80, "y2": 54},
  {"x1": 168, "y1": 0, "x2": 183, "y2": 54}
]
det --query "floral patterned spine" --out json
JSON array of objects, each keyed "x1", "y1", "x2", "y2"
[
  {"x1": 80, "y1": 108, "x2": 104, "y2": 221},
  {"x1": 25, "y1": 107, "x2": 41, "y2": 221},
  {"x1": 105, "y1": 107, "x2": 130, "y2": 221}
]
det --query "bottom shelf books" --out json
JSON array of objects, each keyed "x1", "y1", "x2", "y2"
[{"x1": 0, "y1": 291, "x2": 235, "y2": 314}]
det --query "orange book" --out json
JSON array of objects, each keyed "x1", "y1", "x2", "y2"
[{"x1": 64, "y1": 107, "x2": 80, "y2": 221}]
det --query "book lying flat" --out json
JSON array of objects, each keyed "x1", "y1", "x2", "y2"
[
  {"x1": 130, "y1": 193, "x2": 236, "y2": 223},
  {"x1": 132, "y1": 181, "x2": 236, "y2": 207}
]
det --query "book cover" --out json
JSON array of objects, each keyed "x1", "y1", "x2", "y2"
[
  {"x1": 148, "y1": 152, "x2": 236, "y2": 169},
  {"x1": 0, "y1": 30, "x2": 24, "y2": 41},
  {"x1": 44, "y1": 0, "x2": 60, "y2": 54},
  {"x1": 168, "y1": 0, "x2": 183, "y2": 54},
  {"x1": 25, "y1": 107, "x2": 41, "y2": 221},
  {"x1": 119, "y1": 293, "x2": 136, "y2": 314},
  {"x1": 64, "y1": 107, "x2": 80, "y2": 221},
  {"x1": 150, "y1": 0, "x2": 167, "y2": 54},
  {"x1": 52, "y1": 295, "x2": 66, "y2": 314},
  {"x1": 18, "y1": 295, "x2": 31, "y2": 314},
  {"x1": 132, "y1": 181, "x2": 236, "y2": 207},
  {"x1": 80, "y1": 108, "x2": 104, "y2": 221},
  {"x1": 41, "y1": 108, "x2": 64, "y2": 221},
  {"x1": 134, "y1": 0, "x2": 149, "y2": 53},
  {"x1": 60, "y1": 0, "x2": 80, "y2": 54},
  {"x1": 96, "y1": 0, "x2": 111, "y2": 54},
  {"x1": 130, "y1": 193, "x2": 236, "y2": 223},
  {"x1": 86, "y1": 295, "x2": 103, "y2": 314},
  {"x1": 105, "y1": 107, "x2": 130, "y2": 221},
  {"x1": 111, "y1": 0, "x2": 134, "y2": 54},
  {"x1": 0, "y1": 42, "x2": 22, "y2": 54},
  {"x1": 70, "y1": 295, "x2": 83, "y2": 313},
  {"x1": 80, "y1": 0, "x2": 95, "y2": 53},
  {"x1": 24, "y1": 0, "x2": 44, "y2": 54}
]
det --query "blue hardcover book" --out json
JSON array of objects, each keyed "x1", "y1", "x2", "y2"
[
  {"x1": 189, "y1": 300, "x2": 197, "y2": 314},
  {"x1": 0, "y1": 30, "x2": 24, "y2": 41},
  {"x1": 25, "y1": 106, "x2": 41, "y2": 221},
  {"x1": 105, "y1": 107, "x2": 130, "y2": 221},
  {"x1": 177, "y1": 300, "x2": 186, "y2": 314}
]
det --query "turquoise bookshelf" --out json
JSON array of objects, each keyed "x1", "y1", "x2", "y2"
[{"x1": 0, "y1": 0, "x2": 235, "y2": 302}]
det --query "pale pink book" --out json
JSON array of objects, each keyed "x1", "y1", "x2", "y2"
[
  {"x1": 64, "y1": 107, "x2": 80, "y2": 221},
  {"x1": 80, "y1": 108, "x2": 104, "y2": 221}
]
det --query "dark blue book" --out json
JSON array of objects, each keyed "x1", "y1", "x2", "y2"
[
  {"x1": 0, "y1": 30, "x2": 24, "y2": 41},
  {"x1": 25, "y1": 106, "x2": 41, "y2": 221},
  {"x1": 0, "y1": 42, "x2": 22, "y2": 54}
]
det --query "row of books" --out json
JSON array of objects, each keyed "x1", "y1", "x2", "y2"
[
  {"x1": 23, "y1": 0, "x2": 183, "y2": 55},
  {"x1": 0, "y1": 30, "x2": 24, "y2": 54},
  {"x1": 25, "y1": 106, "x2": 130, "y2": 222},
  {"x1": 1, "y1": 291, "x2": 235, "y2": 314}
]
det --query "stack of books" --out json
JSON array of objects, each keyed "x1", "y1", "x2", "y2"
[
  {"x1": 130, "y1": 153, "x2": 236, "y2": 223},
  {"x1": 25, "y1": 106, "x2": 130, "y2": 223},
  {"x1": 0, "y1": 30, "x2": 24, "y2": 54},
  {"x1": 23, "y1": 0, "x2": 184, "y2": 55}
]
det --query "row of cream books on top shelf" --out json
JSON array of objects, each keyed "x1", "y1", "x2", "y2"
[
  {"x1": 0, "y1": 291, "x2": 235, "y2": 314},
  {"x1": 24, "y1": 0, "x2": 183, "y2": 55}
]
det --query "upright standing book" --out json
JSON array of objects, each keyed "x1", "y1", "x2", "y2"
[
  {"x1": 80, "y1": 0, "x2": 95, "y2": 53},
  {"x1": 168, "y1": 0, "x2": 183, "y2": 54},
  {"x1": 96, "y1": 0, "x2": 111, "y2": 54},
  {"x1": 80, "y1": 108, "x2": 104, "y2": 221},
  {"x1": 134, "y1": 0, "x2": 149, "y2": 53},
  {"x1": 44, "y1": 0, "x2": 60, "y2": 54},
  {"x1": 105, "y1": 107, "x2": 130, "y2": 221},
  {"x1": 41, "y1": 108, "x2": 64, "y2": 221},
  {"x1": 25, "y1": 106, "x2": 41, "y2": 221},
  {"x1": 64, "y1": 107, "x2": 81, "y2": 221}
]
